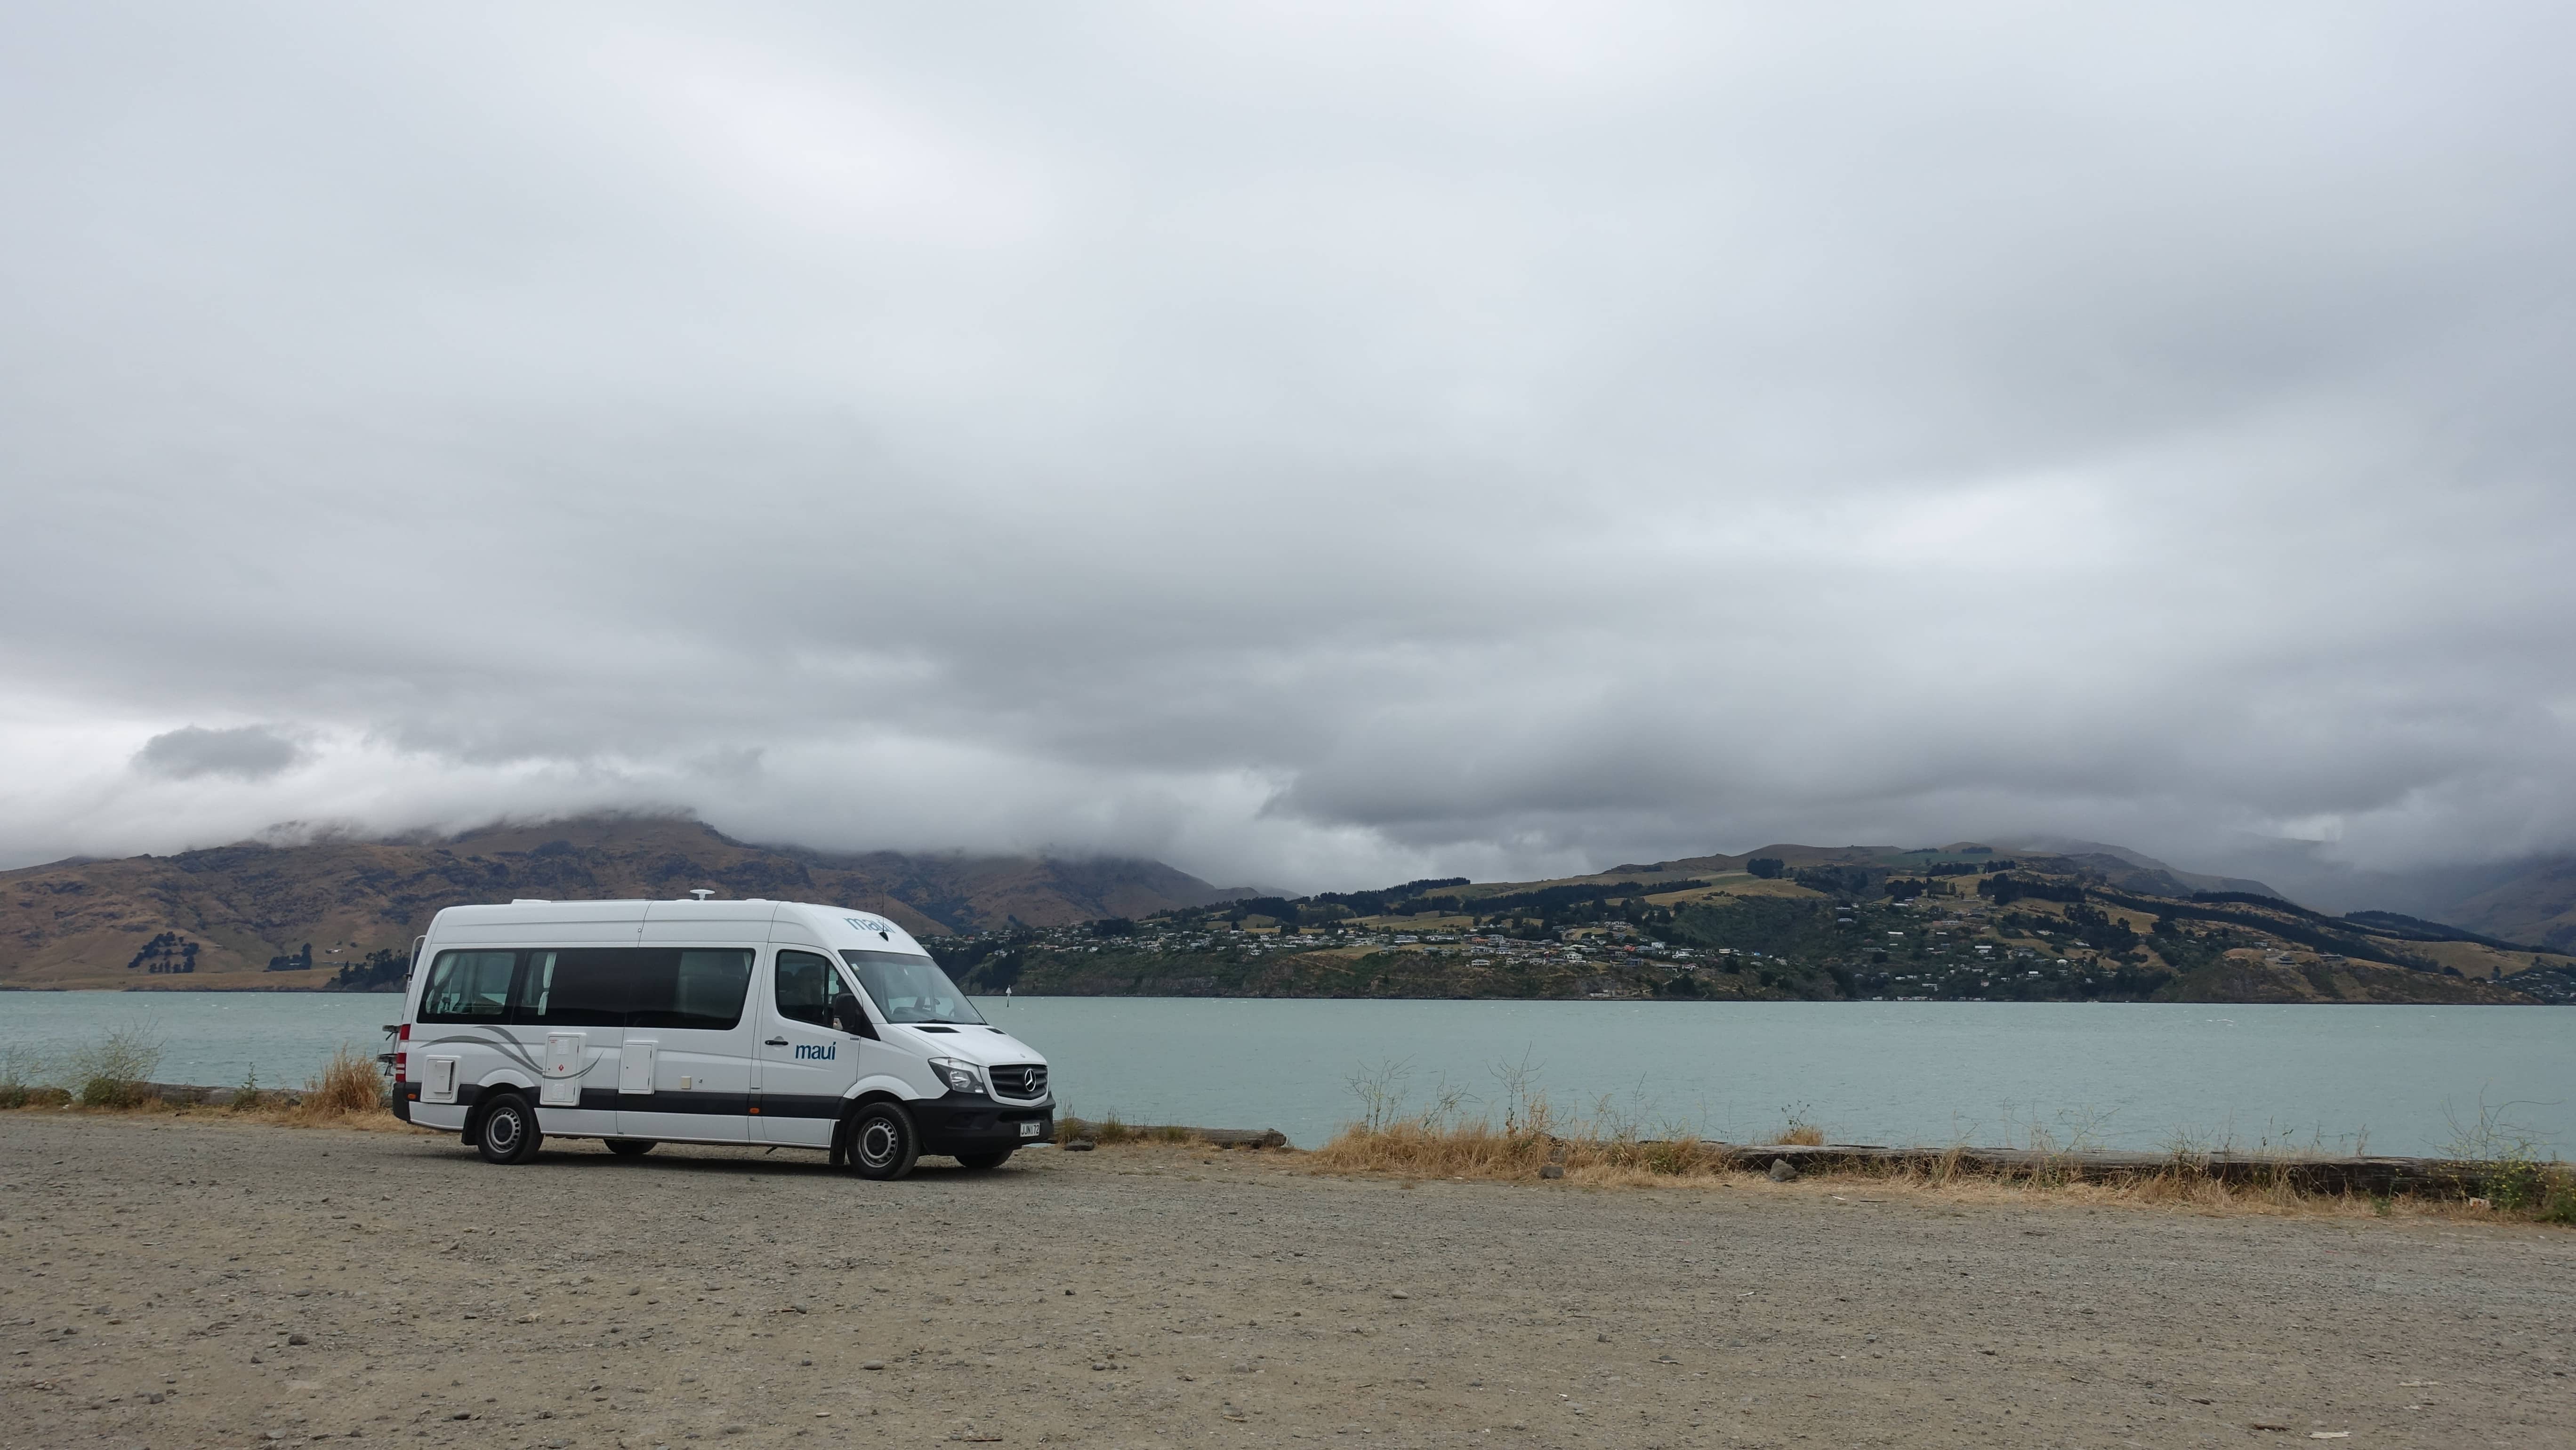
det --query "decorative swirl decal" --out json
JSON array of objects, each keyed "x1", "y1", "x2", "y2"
[{"x1": 415, "y1": 1029, "x2": 600, "y2": 1080}]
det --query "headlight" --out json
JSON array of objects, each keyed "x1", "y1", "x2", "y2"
[{"x1": 928, "y1": 1057, "x2": 985, "y2": 1095}]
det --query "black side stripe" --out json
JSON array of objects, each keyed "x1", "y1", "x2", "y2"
[{"x1": 411, "y1": 1080, "x2": 855, "y2": 1119}]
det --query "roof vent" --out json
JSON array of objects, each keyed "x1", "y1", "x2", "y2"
[
  {"x1": 511, "y1": 898, "x2": 551, "y2": 905},
  {"x1": 689, "y1": 889, "x2": 715, "y2": 901}
]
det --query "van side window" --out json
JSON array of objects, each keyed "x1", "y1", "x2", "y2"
[
  {"x1": 512, "y1": 949, "x2": 630, "y2": 1027},
  {"x1": 628, "y1": 949, "x2": 755, "y2": 1031},
  {"x1": 420, "y1": 950, "x2": 518, "y2": 1022},
  {"x1": 775, "y1": 950, "x2": 837, "y2": 1028}
]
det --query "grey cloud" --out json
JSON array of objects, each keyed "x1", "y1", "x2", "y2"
[
  {"x1": 5, "y1": 4, "x2": 2576, "y2": 889},
  {"x1": 133, "y1": 726, "x2": 305, "y2": 782}
]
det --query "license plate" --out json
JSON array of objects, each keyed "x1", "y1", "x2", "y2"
[{"x1": 1019, "y1": 1121, "x2": 1042, "y2": 1138}]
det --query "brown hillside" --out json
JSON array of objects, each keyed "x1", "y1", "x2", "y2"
[
  {"x1": 0, "y1": 815, "x2": 1245, "y2": 991},
  {"x1": 2439, "y1": 856, "x2": 2576, "y2": 954}
]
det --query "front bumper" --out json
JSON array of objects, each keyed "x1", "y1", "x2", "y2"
[{"x1": 911, "y1": 1097, "x2": 1053, "y2": 1155}]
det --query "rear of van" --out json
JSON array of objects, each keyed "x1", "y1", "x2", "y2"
[{"x1": 398, "y1": 898, "x2": 1052, "y2": 1178}]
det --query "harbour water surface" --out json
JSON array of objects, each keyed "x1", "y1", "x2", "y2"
[{"x1": 2, "y1": 991, "x2": 2566, "y2": 1155}]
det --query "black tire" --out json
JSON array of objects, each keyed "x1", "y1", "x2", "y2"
[
  {"x1": 954, "y1": 1148, "x2": 1013, "y2": 1171},
  {"x1": 604, "y1": 1138, "x2": 657, "y2": 1158},
  {"x1": 474, "y1": 1093, "x2": 542, "y2": 1165},
  {"x1": 846, "y1": 1101, "x2": 919, "y2": 1181}
]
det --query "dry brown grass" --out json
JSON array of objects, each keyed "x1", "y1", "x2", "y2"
[
  {"x1": 0, "y1": 1033, "x2": 409, "y2": 1130},
  {"x1": 287, "y1": 1045, "x2": 398, "y2": 1125}
]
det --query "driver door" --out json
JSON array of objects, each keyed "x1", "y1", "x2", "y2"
[{"x1": 753, "y1": 948, "x2": 870, "y2": 1146}]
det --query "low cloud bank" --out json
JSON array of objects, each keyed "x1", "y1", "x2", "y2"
[{"x1": 4, "y1": 6, "x2": 2574, "y2": 890}]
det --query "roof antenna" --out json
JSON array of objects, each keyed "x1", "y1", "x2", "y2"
[{"x1": 690, "y1": 889, "x2": 715, "y2": 901}]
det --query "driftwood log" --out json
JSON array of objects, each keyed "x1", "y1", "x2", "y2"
[
  {"x1": 1051, "y1": 1118, "x2": 1289, "y2": 1150},
  {"x1": 1191, "y1": 1128, "x2": 1291, "y2": 1149},
  {"x1": 1705, "y1": 1142, "x2": 2505, "y2": 1198}
]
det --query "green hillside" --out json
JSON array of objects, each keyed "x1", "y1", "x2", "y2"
[{"x1": 929, "y1": 845, "x2": 2573, "y2": 1005}]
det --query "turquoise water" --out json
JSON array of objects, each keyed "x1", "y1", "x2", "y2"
[{"x1": 2, "y1": 992, "x2": 2567, "y2": 1155}]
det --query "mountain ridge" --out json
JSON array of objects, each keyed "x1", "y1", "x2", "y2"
[{"x1": 0, "y1": 813, "x2": 1251, "y2": 991}]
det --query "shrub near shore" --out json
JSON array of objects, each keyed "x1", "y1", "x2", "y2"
[
  {"x1": 0, "y1": 1029, "x2": 402, "y2": 1128},
  {"x1": 8, "y1": 1027, "x2": 2570, "y2": 1226},
  {"x1": 1301, "y1": 1061, "x2": 2576, "y2": 1226}
]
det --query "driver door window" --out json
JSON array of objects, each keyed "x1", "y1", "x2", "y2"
[{"x1": 776, "y1": 950, "x2": 867, "y2": 1035}]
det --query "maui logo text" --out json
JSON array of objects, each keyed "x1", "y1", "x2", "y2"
[{"x1": 793, "y1": 1043, "x2": 837, "y2": 1061}]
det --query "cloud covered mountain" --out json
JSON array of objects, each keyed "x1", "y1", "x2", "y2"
[{"x1": 0, "y1": 814, "x2": 1250, "y2": 990}]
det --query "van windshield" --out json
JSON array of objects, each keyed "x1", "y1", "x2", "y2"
[{"x1": 839, "y1": 950, "x2": 986, "y2": 1025}]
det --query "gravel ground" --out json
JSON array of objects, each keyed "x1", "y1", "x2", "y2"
[{"x1": 3, "y1": 1113, "x2": 2572, "y2": 1449}]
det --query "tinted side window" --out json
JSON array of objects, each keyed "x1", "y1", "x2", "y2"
[
  {"x1": 628, "y1": 949, "x2": 754, "y2": 1030},
  {"x1": 512, "y1": 949, "x2": 635, "y2": 1027},
  {"x1": 420, "y1": 951, "x2": 519, "y2": 1022},
  {"x1": 775, "y1": 950, "x2": 836, "y2": 1028}
]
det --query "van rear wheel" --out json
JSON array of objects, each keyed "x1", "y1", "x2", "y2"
[
  {"x1": 604, "y1": 1138, "x2": 656, "y2": 1158},
  {"x1": 474, "y1": 1093, "x2": 542, "y2": 1165},
  {"x1": 846, "y1": 1102, "x2": 919, "y2": 1181},
  {"x1": 954, "y1": 1149, "x2": 1012, "y2": 1171}
]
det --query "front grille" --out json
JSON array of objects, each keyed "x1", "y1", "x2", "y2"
[{"x1": 987, "y1": 1063, "x2": 1048, "y2": 1100}]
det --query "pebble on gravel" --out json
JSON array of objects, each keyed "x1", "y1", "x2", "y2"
[{"x1": 1768, "y1": 1159, "x2": 1798, "y2": 1182}]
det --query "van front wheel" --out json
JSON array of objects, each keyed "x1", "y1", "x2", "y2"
[
  {"x1": 474, "y1": 1093, "x2": 542, "y2": 1165},
  {"x1": 846, "y1": 1102, "x2": 919, "y2": 1181}
]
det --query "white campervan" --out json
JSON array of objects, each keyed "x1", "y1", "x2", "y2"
[{"x1": 394, "y1": 898, "x2": 1052, "y2": 1180}]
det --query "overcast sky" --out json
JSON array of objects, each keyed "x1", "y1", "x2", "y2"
[{"x1": 4, "y1": 3, "x2": 2573, "y2": 894}]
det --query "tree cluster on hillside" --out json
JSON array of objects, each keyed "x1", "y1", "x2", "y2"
[
  {"x1": 126, "y1": 931, "x2": 199, "y2": 975},
  {"x1": 324, "y1": 948, "x2": 411, "y2": 992}
]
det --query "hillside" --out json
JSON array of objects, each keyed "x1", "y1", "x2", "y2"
[
  {"x1": 926, "y1": 842, "x2": 2574, "y2": 1006},
  {"x1": 2435, "y1": 856, "x2": 2576, "y2": 953},
  {"x1": 2173, "y1": 845, "x2": 2576, "y2": 951},
  {"x1": 0, "y1": 815, "x2": 1249, "y2": 991}
]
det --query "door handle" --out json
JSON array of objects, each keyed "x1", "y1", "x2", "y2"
[{"x1": 765, "y1": 1037, "x2": 789, "y2": 1047}]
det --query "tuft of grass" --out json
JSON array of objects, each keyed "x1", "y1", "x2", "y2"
[
  {"x1": 231, "y1": 1062, "x2": 266, "y2": 1112},
  {"x1": 70, "y1": 1023, "x2": 162, "y2": 1109},
  {"x1": 1767, "y1": 1103, "x2": 1826, "y2": 1146},
  {"x1": 0, "y1": 1041, "x2": 54, "y2": 1109},
  {"x1": 2435, "y1": 1095, "x2": 2568, "y2": 1213},
  {"x1": 2540, "y1": 1172, "x2": 2576, "y2": 1226},
  {"x1": 290, "y1": 1045, "x2": 390, "y2": 1123}
]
